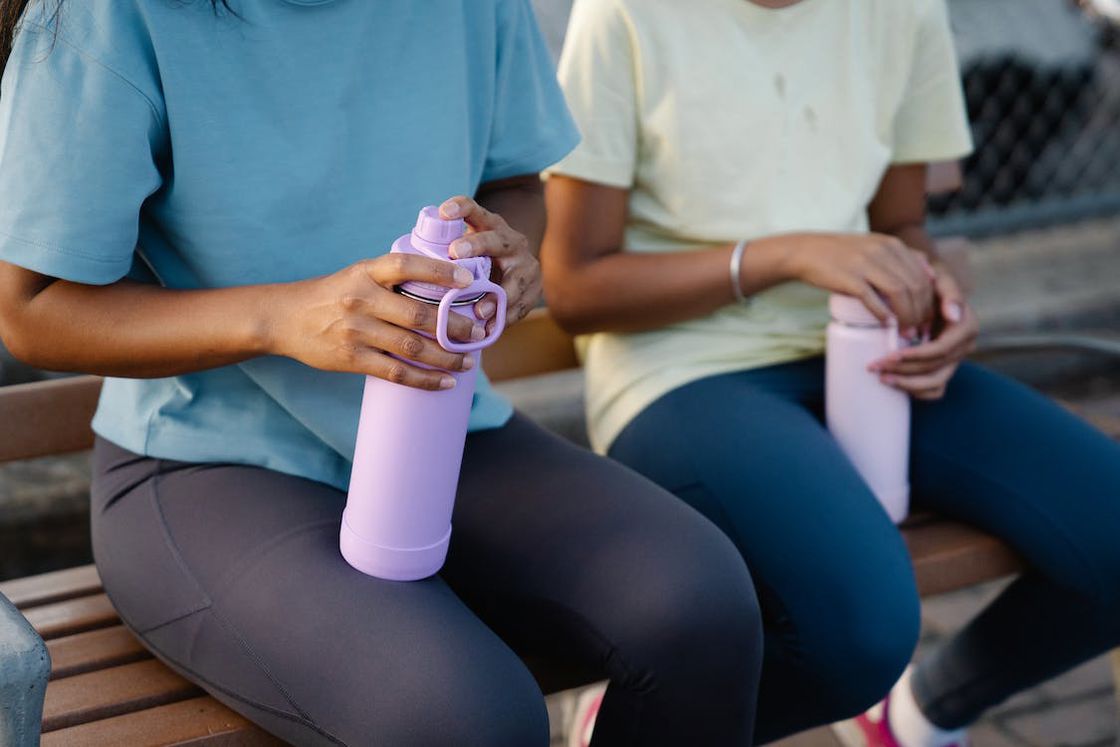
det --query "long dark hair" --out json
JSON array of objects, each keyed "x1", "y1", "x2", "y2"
[{"x1": 1, "y1": 0, "x2": 232, "y2": 73}]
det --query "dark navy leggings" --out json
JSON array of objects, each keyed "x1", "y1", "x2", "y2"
[
  {"x1": 610, "y1": 358, "x2": 1120, "y2": 744},
  {"x1": 91, "y1": 414, "x2": 762, "y2": 746}
]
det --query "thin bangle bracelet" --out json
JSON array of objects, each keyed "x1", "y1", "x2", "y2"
[{"x1": 729, "y1": 239, "x2": 750, "y2": 304}]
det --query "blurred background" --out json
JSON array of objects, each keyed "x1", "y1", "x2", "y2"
[{"x1": 2, "y1": 1, "x2": 1119, "y2": 745}]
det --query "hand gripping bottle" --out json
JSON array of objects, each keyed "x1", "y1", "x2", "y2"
[
  {"x1": 825, "y1": 295, "x2": 910, "y2": 524},
  {"x1": 341, "y1": 206, "x2": 507, "y2": 581}
]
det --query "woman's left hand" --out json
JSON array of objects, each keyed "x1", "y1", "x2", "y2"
[
  {"x1": 440, "y1": 196, "x2": 542, "y2": 329},
  {"x1": 869, "y1": 261, "x2": 980, "y2": 401}
]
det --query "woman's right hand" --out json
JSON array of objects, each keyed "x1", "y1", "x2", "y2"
[
  {"x1": 271, "y1": 255, "x2": 486, "y2": 390},
  {"x1": 782, "y1": 233, "x2": 936, "y2": 329}
]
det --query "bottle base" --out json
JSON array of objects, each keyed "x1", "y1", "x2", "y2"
[{"x1": 339, "y1": 514, "x2": 452, "y2": 581}]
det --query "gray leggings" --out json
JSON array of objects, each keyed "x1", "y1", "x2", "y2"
[{"x1": 91, "y1": 414, "x2": 763, "y2": 746}]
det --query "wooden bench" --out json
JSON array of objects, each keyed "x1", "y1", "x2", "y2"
[{"x1": 2, "y1": 309, "x2": 1117, "y2": 746}]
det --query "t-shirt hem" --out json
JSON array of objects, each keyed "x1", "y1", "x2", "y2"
[
  {"x1": 590, "y1": 349, "x2": 825, "y2": 454},
  {"x1": 891, "y1": 142, "x2": 974, "y2": 166},
  {"x1": 482, "y1": 129, "x2": 582, "y2": 184},
  {"x1": 546, "y1": 150, "x2": 634, "y2": 189},
  {"x1": 0, "y1": 230, "x2": 131, "y2": 285}
]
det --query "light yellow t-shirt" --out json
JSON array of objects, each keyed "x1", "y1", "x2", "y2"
[{"x1": 549, "y1": 0, "x2": 974, "y2": 453}]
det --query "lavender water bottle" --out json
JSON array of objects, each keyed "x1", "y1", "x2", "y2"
[
  {"x1": 825, "y1": 294, "x2": 911, "y2": 524},
  {"x1": 341, "y1": 207, "x2": 507, "y2": 581}
]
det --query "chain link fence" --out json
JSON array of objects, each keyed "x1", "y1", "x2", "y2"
[{"x1": 928, "y1": 0, "x2": 1120, "y2": 236}]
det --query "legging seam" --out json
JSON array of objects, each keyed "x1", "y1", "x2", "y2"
[
  {"x1": 148, "y1": 460, "x2": 326, "y2": 732},
  {"x1": 104, "y1": 587, "x2": 348, "y2": 746}
]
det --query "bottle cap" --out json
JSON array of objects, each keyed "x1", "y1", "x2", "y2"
[
  {"x1": 413, "y1": 205, "x2": 466, "y2": 247},
  {"x1": 829, "y1": 294, "x2": 890, "y2": 327}
]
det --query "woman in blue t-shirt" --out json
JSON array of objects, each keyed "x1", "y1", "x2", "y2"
[{"x1": 0, "y1": 1, "x2": 765, "y2": 744}]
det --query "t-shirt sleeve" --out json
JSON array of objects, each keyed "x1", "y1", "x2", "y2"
[
  {"x1": 891, "y1": 0, "x2": 974, "y2": 164},
  {"x1": 0, "y1": 21, "x2": 163, "y2": 285},
  {"x1": 546, "y1": 0, "x2": 638, "y2": 189},
  {"x1": 481, "y1": 0, "x2": 580, "y2": 183}
]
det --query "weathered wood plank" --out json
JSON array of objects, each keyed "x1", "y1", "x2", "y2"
[
  {"x1": 40, "y1": 696, "x2": 285, "y2": 747},
  {"x1": 24, "y1": 594, "x2": 119, "y2": 640},
  {"x1": 0, "y1": 565, "x2": 102, "y2": 610},
  {"x1": 42, "y1": 659, "x2": 202, "y2": 732},
  {"x1": 48, "y1": 626, "x2": 150, "y2": 680}
]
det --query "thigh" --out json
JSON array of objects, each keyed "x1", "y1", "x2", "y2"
[
  {"x1": 446, "y1": 414, "x2": 759, "y2": 669},
  {"x1": 911, "y1": 363, "x2": 1120, "y2": 602},
  {"x1": 90, "y1": 440, "x2": 547, "y2": 747},
  {"x1": 607, "y1": 368, "x2": 919, "y2": 649}
]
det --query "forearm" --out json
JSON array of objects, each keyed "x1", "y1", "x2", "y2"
[
  {"x1": 1, "y1": 275, "x2": 277, "y2": 377},
  {"x1": 546, "y1": 236, "x2": 796, "y2": 335}
]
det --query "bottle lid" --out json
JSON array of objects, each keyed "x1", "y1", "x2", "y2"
[
  {"x1": 413, "y1": 205, "x2": 466, "y2": 247},
  {"x1": 829, "y1": 294, "x2": 890, "y2": 327}
]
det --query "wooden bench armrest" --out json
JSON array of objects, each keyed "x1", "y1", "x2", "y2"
[{"x1": 0, "y1": 376, "x2": 102, "y2": 464}]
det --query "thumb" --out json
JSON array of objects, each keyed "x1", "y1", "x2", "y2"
[{"x1": 935, "y1": 271, "x2": 964, "y2": 324}]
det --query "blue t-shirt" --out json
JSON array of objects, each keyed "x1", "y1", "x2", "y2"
[{"x1": 0, "y1": 0, "x2": 578, "y2": 490}]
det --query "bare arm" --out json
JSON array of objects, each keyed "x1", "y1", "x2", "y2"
[
  {"x1": 0, "y1": 178, "x2": 543, "y2": 388},
  {"x1": 541, "y1": 173, "x2": 937, "y2": 335},
  {"x1": 540, "y1": 176, "x2": 794, "y2": 335}
]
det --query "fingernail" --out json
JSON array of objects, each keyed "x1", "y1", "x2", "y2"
[
  {"x1": 450, "y1": 239, "x2": 470, "y2": 259},
  {"x1": 441, "y1": 201, "x2": 460, "y2": 218},
  {"x1": 881, "y1": 375, "x2": 896, "y2": 385},
  {"x1": 945, "y1": 302, "x2": 963, "y2": 324},
  {"x1": 439, "y1": 376, "x2": 456, "y2": 390},
  {"x1": 478, "y1": 300, "x2": 497, "y2": 318},
  {"x1": 454, "y1": 268, "x2": 473, "y2": 286},
  {"x1": 471, "y1": 324, "x2": 485, "y2": 341},
  {"x1": 868, "y1": 363, "x2": 881, "y2": 373},
  {"x1": 462, "y1": 355, "x2": 476, "y2": 370}
]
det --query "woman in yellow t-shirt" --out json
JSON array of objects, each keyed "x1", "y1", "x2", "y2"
[{"x1": 540, "y1": 0, "x2": 1120, "y2": 744}]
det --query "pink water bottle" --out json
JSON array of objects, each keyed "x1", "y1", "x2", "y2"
[
  {"x1": 341, "y1": 206, "x2": 507, "y2": 581},
  {"x1": 825, "y1": 295, "x2": 911, "y2": 524}
]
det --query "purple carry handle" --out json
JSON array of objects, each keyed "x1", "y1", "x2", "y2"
[{"x1": 436, "y1": 281, "x2": 507, "y2": 352}]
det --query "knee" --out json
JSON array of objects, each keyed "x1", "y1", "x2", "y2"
[
  {"x1": 373, "y1": 654, "x2": 549, "y2": 747},
  {"x1": 809, "y1": 578, "x2": 921, "y2": 716},
  {"x1": 607, "y1": 527, "x2": 764, "y2": 693}
]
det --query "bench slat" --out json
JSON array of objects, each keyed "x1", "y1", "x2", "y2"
[
  {"x1": 40, "y1": 695, "x2": 283, "y2": 747},
  {"x1": 0, "y1": 375, "x2": 102, "y2": 463},
  {"x1": 40, "y1": 696, "x2": 283, "y2": 747},
  {"x1": 907, "y1": 520, "x2": 1023, "y2": 597},
  {"x1": 25, "y1": 593, "x2": 120, "y2": 640},
  {"x1": 48, "y1": 625, "x2": 150, "y2": 680},
  {"x1": 42, "y1": 658, "x2": 202, "y2": 733},
  {"x1": 0, "y1": 564, "x2": 102, "y2": 609}
]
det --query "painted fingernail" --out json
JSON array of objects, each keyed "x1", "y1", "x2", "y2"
[
  {"x1": 441, "y1": 201, "x2": 461, "y2": 218},
  {"x1": 945, "y1": 302, "x2": 963, "y2": 323},
  {"x1": 478, "y1": 300, "x2": 497, "y2": 318},
  {"x1": 471, "y1": 324, "x2": 486, "y2": 341},
  {"x1": 462, "y1": 355, "x2": 476, "y2": 370},
  {"x1": 439, "y1": 376, "x2": 456, "y2": 390},
  {"x1": 454, "y1": 268, "x2": 473, "y2": 286}
]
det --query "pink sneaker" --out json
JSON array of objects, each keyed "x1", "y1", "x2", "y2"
[
  {"x1": 567, "y1": 682, "x2": 607, "y2": 747},
  {"x1": 832, "y1": 695, "x2": 968, "y2": 747}
]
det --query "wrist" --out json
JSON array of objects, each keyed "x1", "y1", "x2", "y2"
[
  {"x1": 753, "y1": 234, "x2": 807, "y2": 285},
  {"x1": 247, "y1": 283, "x2": 290, "y2": 358}
]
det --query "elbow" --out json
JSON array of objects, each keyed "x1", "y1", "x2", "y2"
[
  {"x1": 543, "y1": 280, "x2": 599, "y2": 336},
  {"x1": 0, "y1": 317, "x2": 37, "y2": 367}
]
